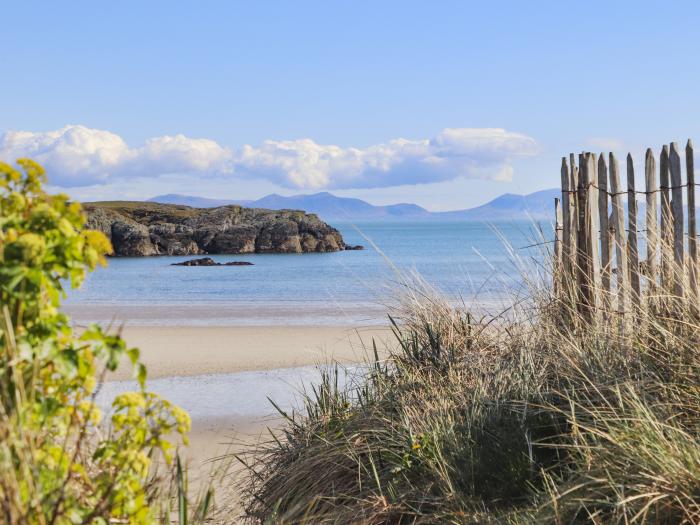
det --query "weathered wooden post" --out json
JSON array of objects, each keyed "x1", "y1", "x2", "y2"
[
  {"x1": 587, "y1": 153, "x2": 601, "y2": 314},
  {"x1": 569, "y1": 153, "x2": 579, "y2": 269},
  {"x1": 627, "y1": 154, "x2": 641, "y2": 306},
  {"x1": 670, "y1": 142, "x2": 685, "y2": 298},
  {"x1": 660, "y1": 145, "x2": 672, "y2": 292},
  {"x1": 598, "y1": 154, "x2": 613, "y2": 311},
  {"x1": 644, "y1": 148, "x2": 658, "y2": 290},
  {"x1": 610, "y1": 153, "x2": 628, "y2": 320},
  {"x1": 687, "y1": 139, "x2": 698, "y2": 309},
  {"x1": 577, "y1": 153, "x2": 592, "y2": 320}
]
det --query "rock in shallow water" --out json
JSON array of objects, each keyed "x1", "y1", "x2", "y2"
[{"x1": 171, "y1": 257, "x2": 254, "y2": 266}]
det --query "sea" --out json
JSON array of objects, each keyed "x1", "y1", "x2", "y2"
[
  {"x1": 65, "y1": 220, "x2": 552, "y2": 327},
  {"x1": 78, "y1": 219, "x2": 553, "y2": 420}
]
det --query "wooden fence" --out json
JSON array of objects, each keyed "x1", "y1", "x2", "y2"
[{"x1": 554, "y1": 140, "x2": 697, "y2": 326}]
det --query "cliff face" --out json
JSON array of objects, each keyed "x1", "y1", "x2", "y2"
[{"x1": 83, "y1": 202, "x2": 346, "y2": 256}]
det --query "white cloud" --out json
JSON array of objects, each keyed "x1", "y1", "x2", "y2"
[
  {"x1": 235, "y1": 128, "x2": 537, "y2": 189},
  {"x1": 0, "y1": 125, "x2": 537, "y2": 189},
  {"x1": 0, "y1": 125, "x2": 232, "y2": 186}
]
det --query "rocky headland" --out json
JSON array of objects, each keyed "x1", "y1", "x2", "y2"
[{"x1": 84, "y1": 201, "x2": 350, "y2": 256}]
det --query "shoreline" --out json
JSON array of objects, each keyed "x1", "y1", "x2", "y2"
[{"x1": 64, "y1": 302, "x2": 388, "y2": 327}]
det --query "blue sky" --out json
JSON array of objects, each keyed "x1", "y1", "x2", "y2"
[{"x1": 1, "y1": 1, "x2": 699, "y2": 210}]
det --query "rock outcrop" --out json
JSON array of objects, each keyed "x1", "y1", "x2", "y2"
[
  {"x1": 172, "y1": 258, "x2": 254, "y2": 266},
  {"x1": 84, "y1": 201, "x2": 346, "y2": 256}
]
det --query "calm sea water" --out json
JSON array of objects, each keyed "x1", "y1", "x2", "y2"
[{"x1": 64, "y1": 220, "x2": 551, "y2": 326}]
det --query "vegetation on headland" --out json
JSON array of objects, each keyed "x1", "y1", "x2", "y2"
[
  {"x1": 238, "y1": 256, "x2": 700, "y2": 523},
  {"x1": 0, "y1": 160, "x2": 212, "y2": 524}
]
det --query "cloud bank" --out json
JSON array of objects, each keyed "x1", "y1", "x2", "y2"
[
  {"x1": 0, "y1": 125, "x2": 537, "y2": 189},
  {"x1": 0, "y1": 125, "x2": 231, "y2": 186}
]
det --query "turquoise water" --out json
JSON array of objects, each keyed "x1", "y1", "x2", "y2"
[{"x1": 65, "y1": 220, "x2": 551, "y2": 325}]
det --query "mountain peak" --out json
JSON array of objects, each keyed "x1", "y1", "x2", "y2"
[{"x1": 147, "y1": 189, "x2": 558, "y2": 221}]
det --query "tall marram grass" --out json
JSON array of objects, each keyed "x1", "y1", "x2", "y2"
[{"x1": 238, "y1": 240, "x2": 700, "y2": 524}]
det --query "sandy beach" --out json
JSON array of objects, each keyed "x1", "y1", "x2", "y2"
[
  {"x1": 91, "y1": 322, "x2": 392, "y2": 515},
  {"x1": 104, "y1": 324, "x2": 391, "y2": 381}
]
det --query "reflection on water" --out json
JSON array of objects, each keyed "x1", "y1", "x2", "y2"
[{"x1": 96, "y1": 365, "x2": 359, "y2": 422}]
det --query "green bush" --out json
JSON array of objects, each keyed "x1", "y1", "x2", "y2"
[{"x1": 0, "y1": 159, "x2": 192, "y2": 524}]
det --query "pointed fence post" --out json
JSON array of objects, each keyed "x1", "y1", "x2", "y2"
[
  {"x1": 569, "y1": 154, "x2": 579, "y2": 263},
  {"x1": 598, "y1": 153, "x2": 613, "y2": 311},
  {"x1": 627, "y1": 154, "x2": 641, "y2": 306},
  {"x1": 645, "y1": 148, "x2": 658, "y2": 291},
  {"x1": 687, "y1": 140, "x2": 697, "y2": 308},
  {"x1": 610, "y1": 153, "x2": 628, "y2": 321},
  {"x1": 660, "y1": 145, "x2": 673, "y2": 293},
  {"x1": 568, "y1": 154, "x2": 580, "y2": 310},
  {"x1": 577, "y1": 153, "x2": 592, "y2": 320},
  {"x1": 587, "y1": 153, "x2": 601, "y2": 314},
  {"x1": 570, "y1": 153, "x2": 578, "y2": 187},
  {"x1": 670, "y1": 142, "x2": 685, "y2": 298}
]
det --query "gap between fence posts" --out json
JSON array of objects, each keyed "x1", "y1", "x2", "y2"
[
  {"x1": 554, "y1": 197, "x2": 563, "y2": 297},
  {"x1": 560, "y1": 158, "x2": 573, "y2": 302}
]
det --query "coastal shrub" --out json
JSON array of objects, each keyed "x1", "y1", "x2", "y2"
[
  {"x1": 0, "y1": 159, "x2": 205, "y2": 524},
  {"x1": 239, "y1": 252, "x2": 700, "y2": 523}
]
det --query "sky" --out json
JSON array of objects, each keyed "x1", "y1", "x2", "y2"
[{"x1": 1, "y1": 1, "x2": 699, "y2": 211}]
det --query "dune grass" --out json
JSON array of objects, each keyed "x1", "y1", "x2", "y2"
[{"x1": 236, "y1": 246, "x2": 700, "y2": 524}]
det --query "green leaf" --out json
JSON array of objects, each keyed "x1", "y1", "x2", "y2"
[
  {"x1": 127, "y1": 347, "x2": 140, "y2": 365},
  {"x1": 136, "y1": 363, "x2": 147, "y2": 389}
]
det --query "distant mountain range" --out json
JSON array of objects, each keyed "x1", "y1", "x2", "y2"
[{"x1": 148, "y1": 189, "x2": 560, "y2": 222}]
